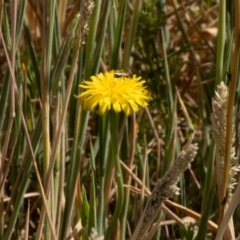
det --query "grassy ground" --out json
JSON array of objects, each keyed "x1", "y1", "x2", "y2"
[{"x1": 1, "y1": 0, "x2": 240, "y2": 239}]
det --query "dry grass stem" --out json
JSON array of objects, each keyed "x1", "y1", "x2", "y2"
[
  {"x1": 210, "y1": 82, "x2": 240, "y2": 198},
  {"x1": 133, "y1": 141, "x2": 198, "y2": 240}
]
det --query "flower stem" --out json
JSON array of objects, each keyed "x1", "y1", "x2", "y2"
[{"x1": 105, "y1": 110, "x2": 124, "y2": 240}]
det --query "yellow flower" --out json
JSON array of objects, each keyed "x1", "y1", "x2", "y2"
[{"x1": 79, "y1": 70, "x2": 151, "y2": 115}]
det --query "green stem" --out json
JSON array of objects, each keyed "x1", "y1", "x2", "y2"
[
  {"x1": 40, "y1": 1, "x2": 55, "y2": 239},
  {"x1": 97, "y1": 114, "x2": 109, "y2": 234},
  {"x1": 110, "y1": 0, "x2": 127, "y2": 68},
  {"x1": 215, "y1": 0, "x2": 226, "y2": 87},
  {"x1": 122, "y1": 0, "x2": 142, "y2": 69},
  {"x1": 104, "y1": 111, "x2": 124, "y2": 240},
  {"x1": 195, "y1": 143, "x2": 216, "y2": 240}
]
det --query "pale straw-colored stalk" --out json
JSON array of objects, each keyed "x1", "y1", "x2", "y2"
[
  {"x1": 131, "y1": 137, "x2": 198, "y2": 240},
  {"x1": 210, "y1": 82, "x2": 240, "y2": 199},
  {"x1": 210, "y1": 81, "x2": 240, "y2": 239}
]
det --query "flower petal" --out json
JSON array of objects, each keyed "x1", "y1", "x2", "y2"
[{"x1": 79, "y1": 70, "x2": 152, "y2": 115}]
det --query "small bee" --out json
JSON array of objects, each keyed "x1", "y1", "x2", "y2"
[{"x1": 114, "y1": 70, "x2": 132, "y2": 78}]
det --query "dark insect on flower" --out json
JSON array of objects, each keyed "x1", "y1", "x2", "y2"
[{"x1": 114, "y1": 71, "x2": 132, "y2": 78}]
